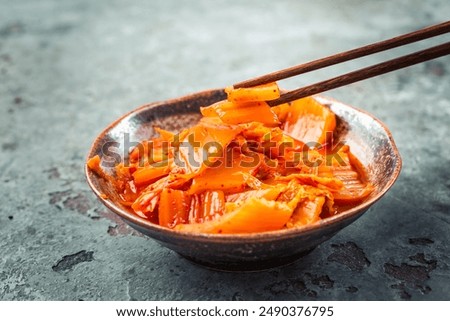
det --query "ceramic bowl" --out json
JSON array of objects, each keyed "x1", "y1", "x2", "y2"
[{"x1": 85, "y1": 89, "x2": 402, "y2": 271}]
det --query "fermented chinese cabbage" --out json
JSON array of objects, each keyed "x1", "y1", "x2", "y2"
[{"x1": 87, "y1": 83, "x2": 373, "y2": 233}]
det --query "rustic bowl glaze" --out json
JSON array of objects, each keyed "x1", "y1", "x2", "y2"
[{"x1": 85, "y1": 89, "x2": 402, "y2": 271}]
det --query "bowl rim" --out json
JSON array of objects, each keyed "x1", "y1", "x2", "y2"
[{"x1": 85, "y1": 89, "x2": 402, "y2": 242}]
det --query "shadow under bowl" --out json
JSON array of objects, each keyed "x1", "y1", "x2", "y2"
[{"x1": 85, "y1": 89, "x2": 402, "y2": 271}]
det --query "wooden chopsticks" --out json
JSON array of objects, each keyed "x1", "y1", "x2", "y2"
[{"x1": 233, "y1": 21, "x2": 450, "y2": 107}]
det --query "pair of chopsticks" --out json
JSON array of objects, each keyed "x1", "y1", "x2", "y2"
[{"x1": 233, "y1": 21, "x2": 450, "y2": 106}]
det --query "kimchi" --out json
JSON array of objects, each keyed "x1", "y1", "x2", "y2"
[{"x1": 88, "y1": 83, "x2": 373, "y2": 234}]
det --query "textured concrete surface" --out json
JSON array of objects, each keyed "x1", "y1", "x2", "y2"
[{"x1": 1, "y1": 0, "x2": 449, "y2": 300}]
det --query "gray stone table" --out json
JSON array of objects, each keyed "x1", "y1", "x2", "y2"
[{"x1": 1, "y1": 0, "x2": 449, "y2": 300}]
